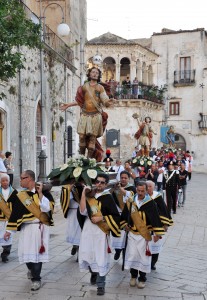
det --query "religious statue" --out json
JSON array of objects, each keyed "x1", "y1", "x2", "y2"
[
  {"x1": 60, "y1": 67, "x2": 115, "y2": 161},
  {"x1": 133, "y1": 113, "x2": 156, "y2": 157},
  {"x1": 166, "y1": 126, "x2": 175, "y2": 147}
]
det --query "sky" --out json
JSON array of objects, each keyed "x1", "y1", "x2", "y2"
[{"x1": 87, "y1": 0, "x2": 207, "y2": 40}]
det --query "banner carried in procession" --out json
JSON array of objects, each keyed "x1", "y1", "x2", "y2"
[{"x1": 160, "y1": 126, "x2": 170, "y2": 144}]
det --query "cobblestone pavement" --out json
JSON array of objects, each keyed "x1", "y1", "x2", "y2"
[{"x1": 0, "y1": 173, "x2": 207, "y2": 300}]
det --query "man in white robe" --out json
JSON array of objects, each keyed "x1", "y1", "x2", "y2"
[
  {"x1": 78, "y1": 173, "x2": 120, "y2": 296},
  {"x1": 0, "y1": 174, "x2": 15, "y2": 262},
  {"x1": 4, "y1": 170, "x2": 54, "y2": 291}
]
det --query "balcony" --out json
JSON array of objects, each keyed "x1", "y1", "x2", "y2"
[
  {"x1": 198, "y1": 113, "x2": 207, "y2": 130},
  {"x1": 21, "y1": 1, "x2": 75, "y2": 71},
  {"x1": 107, "y1": 82, "x2": 165, "y2": 104},
  {"x1": 174, "y1": 70, "x2": 195, "y2": 87}
]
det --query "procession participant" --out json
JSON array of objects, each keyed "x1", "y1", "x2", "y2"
[
  {"x1": 163, "y1": 161, "x2": 180, "y2": 214},
  {"x1": 157, "y1": 160, "x2": 165, "y2": 191},
  {"x1": 111, "y1": 159, "x2": 125, "y2": 182},
  {"x1": 144, "y1": 163, "x2": 159, "y2": 186},
  {"x1": 0, "y1": 174, "x2": 17, "y2": 262},
  {"x1": 103, "y1": 159, "x2": 114, "y2": 172},
  {"x1": 124, "y1": 161, "x2": 137, "y2": 184},
  {"x1": 60, "y1": 67, "x2": 115, "y2": 161},
  {"x1": 178, "y1": 162, "x2": 188, "y2": 207},
  {"x1": 110, "y1": 171, "x2": 136, "y2": 260},
  {"x1": 134, "y1": 117, "x2": 156, "y2": 157},
  {"x1": 4, "y1": 170, "x2": 54, "y2": 291},
  {"x1": 60, "y1": 182, "x2": 83, "y2": 257},
  {"x1": 146, "y1": 180, "x2": 173, "y2": 270},
  {"x1": 120, "y1": 181, "x2": 165, "y2": 289},
  {"x1": 78, "y1": 173, "x2": 120, "y2": 296}
]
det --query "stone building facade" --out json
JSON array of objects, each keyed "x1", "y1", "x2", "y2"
[
  {"x1": 85, "y1": 29, "x2": 207, "y2": 172},
  {"x1": 0, "y1": 0, "x2": 87, "y2": 184},
  {"x1": 85, "y1": 32, "x2": 165, "y2": 161},
  {"x1": 151, "y1": 28, "x2": 207, "y2": 172}
]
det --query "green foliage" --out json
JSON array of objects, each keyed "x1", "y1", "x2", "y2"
[{"x1": 0, "y1": 0, "x2": 41, "y2": 80}]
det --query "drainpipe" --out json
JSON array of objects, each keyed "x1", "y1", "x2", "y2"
[
  {"x1": 18, "y1": 46, "x2": 23, "y2": 174},
  {"x1": 63, "y1": 64, "x2": 67, "y2": 163}
]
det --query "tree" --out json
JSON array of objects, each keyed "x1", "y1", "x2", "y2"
[{"x1": 0, "y1": 0, "x2": 41, "y2": 81}]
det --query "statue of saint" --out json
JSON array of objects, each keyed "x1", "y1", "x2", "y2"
[
  {"x1": 134, "y1": 116, "x2": 156, "y2": 157},
  {"x1": 60, "y1": 67, "x2": 114, "y2": 161}
]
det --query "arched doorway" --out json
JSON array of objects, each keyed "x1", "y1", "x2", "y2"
[
  {"x1": 120, "y1": 57, "x2": 130, "y2": 83},
  {"x1": 174, "y1": 133, "x2": 186, "y2": 151},
  {"x1": 102, "y1": 57, "x2": 116, "y2": 82},
  {"x1": 36, "y1": 102, "x2": 42, "y2": 176}
]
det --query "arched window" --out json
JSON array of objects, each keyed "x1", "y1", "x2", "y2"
[
  {"x1": 103, "y1": 57, "x2": 116, "y2": 82},
  {"x1": 120, "y1": 57, "x2": 130, "y2": 82}
]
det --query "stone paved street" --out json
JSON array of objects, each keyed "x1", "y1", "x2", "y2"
[{"x1": 0, "y1": 172, "x2": 207, "y2": 300}]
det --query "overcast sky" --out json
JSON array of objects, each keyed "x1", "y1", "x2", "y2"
[{"x1": 87, "y1": 0, "x2": 207, "y2": 40}]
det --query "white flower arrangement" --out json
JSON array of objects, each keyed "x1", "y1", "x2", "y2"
[{"x1": 48, "y1": 155, "x2": 104, "y2": 186}]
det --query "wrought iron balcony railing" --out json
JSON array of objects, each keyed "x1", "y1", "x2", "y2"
[
  {"x1": 174, "y1": 70, "x2": 195, "y2": 85},
  {"x1": 198, "y1": 113, "x2": 207, "y2": 129},
  {"x1": 21, "y1": 1, "x2": 74, "y2": 68},
  {"x1": 107, "y1": 82, "x2": 165, "y2": 104}
]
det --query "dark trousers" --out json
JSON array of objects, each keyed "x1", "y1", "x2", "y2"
[
  {"x1": 157, "y1": 182, "x2": 162, "y2": 191},
  {"x1": 188, "y1": 172, "x2": 191, "y2": 180},
  {"x1": 8, "y1": 174, "x2": 13, "y2": 186},
  {"x1": 89, "y1": 266, "x2": 105, "y2": 288},
  {"x1": 130, "y1": 268, "x2": 147, "y2": 282},
  {"x1": 1, "y1": 245, "x2": 11, "y2": 259},
  {"x1": 151, "y1": 253, "x2": 159, "y2": 267},
  {"x1": 166, "y1": 188, "x2": 177, "y2": 213},
  {"x1": 26, "y1": 262, "x2": 42, "y2": 282}
]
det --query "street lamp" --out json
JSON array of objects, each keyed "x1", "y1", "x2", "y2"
[
  {"x1": 37, "y1": 0, "x2": 70, "y2": 182},
  {"x1": 42, "y1": 3, "x2": 70, "y2": 37}
]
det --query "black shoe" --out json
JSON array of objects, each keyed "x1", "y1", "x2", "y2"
[
  {"x1": 1, "y1": 256, "x2": 8, "y2": 263},
  {"x1": 114, "y1": 249, "x2": 121, "y2": 260},
  {"x1": 151, "y1": 265, "x2": 156, "y2": 270},
  {"x1": 173, "y1": 211, "x2": 176, "y2": 214},
  {"x1": 97, "y1": 287, "x2": 105, "y2": 296},
  {"x1": 71, "y1": 246, "x2": 78, "y2": 256},
  {"x1": 90, "y1": 273, "x2": 98, "y2": 285}
]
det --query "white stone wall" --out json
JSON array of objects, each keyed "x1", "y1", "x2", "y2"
[
  {"x1": 100, "y1": 100, "x2": 163, "y2": 161},
  {"x1": 0, "y1": 47, "x2": 76, "y2": 182},
  {"x1": 151, "y1": 29, "x2": 207, "y2": 172}
]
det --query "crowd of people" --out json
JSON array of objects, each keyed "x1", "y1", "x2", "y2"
[
  {"x1": 0, "y1": 146, "x2": 192, "y2": 296},
  {"x1": 0, "y1": 151, "x2": 14, "y2": 185}
]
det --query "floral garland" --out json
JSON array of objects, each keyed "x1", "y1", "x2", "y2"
[
  {"x1": 48, "y1": 155, "x2": 105, "y2": 186},
  {"x1": 131, "y1": 156, "x2": 154, "y2": 169}
]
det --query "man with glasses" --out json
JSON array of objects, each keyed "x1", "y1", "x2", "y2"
[
  {"x1": 4, "y1": 170, "x2": 54, "y2": 291},
  {"x1": 78, "y1": 173, "x2": 120, "y2": 296}
]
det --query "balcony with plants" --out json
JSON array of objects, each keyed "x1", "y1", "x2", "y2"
[{"x1": 112, "y1": 82, "x2": 167, "y2": 104}]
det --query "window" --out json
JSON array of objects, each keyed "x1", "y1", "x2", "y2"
[
  {"x1": 180, "y1": 57, "x2": 191, "y2": 81},
  {"x1": 169, "y1": 102, "x2": 180, "y2": 115}
]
